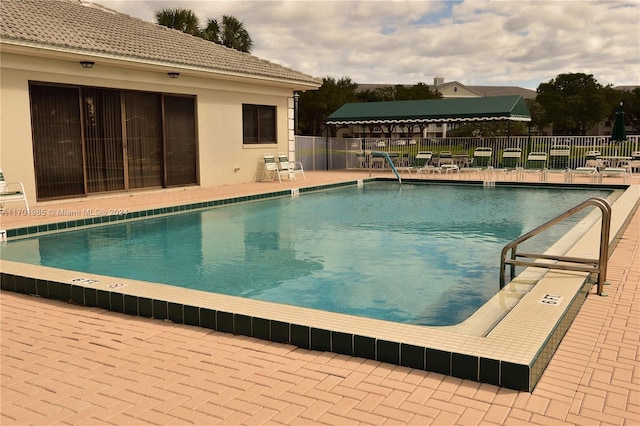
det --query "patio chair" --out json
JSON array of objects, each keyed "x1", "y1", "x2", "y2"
[
  {"x1": 0, "y1": 168, "x2": 30, "y2": 213},
  {"x1": 585, "y1": 151, "x2": 606, "y2": 170},
  {"x1": 520, "y1": 152, "x2": 548, "y2": 181},
  {"x1": 437, "y1": 151, "x2": 454, "y2": 166},
  {"x1": 499, "y1": 148, "x2": 522, "y2": 180},
  {"x1": 459, "y1": 147, "x2": 493, "y2": 179},
  {"x1": 262, "y1": 154, "x2": 290, "y2": 182},
  {"x1": 278, "y1": 153, "x2": 305, "y2": 180},
  {"x1": 544, "y1": 145, "x2": 571, "y2": 182},
  {"x1": 628, "y1": 151, "x2": 640, "y2": 173}
]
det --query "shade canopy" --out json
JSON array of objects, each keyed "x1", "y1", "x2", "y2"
[
  {"x1": 326, "y1": 95, "x2": 531, "y2": 125},
  {"x1": 610, "y1": 102, "x2": 627, "y2": 142}
]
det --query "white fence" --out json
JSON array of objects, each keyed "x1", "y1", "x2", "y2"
[{"x1": 296, "y1": 135, "x2": 640, "y2": 171}]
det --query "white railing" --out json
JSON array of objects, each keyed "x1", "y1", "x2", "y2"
[{"x1": 296, "y1": 135, "x2": 640, "y2": 171}]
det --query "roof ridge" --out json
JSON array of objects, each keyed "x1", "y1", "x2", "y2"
[{"x1": 0, "y1": 0, "x2": 321, "y2": 86}]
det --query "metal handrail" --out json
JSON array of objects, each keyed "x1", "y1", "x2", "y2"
[
  {"x1": 368, "y1": 151, "x2": 402, "y2": 183},
  {"x1": 500, "y1": 197, "x2": 611, "y2": 296}
]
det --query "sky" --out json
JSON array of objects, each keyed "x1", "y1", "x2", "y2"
[{"x1": 92, "y1": 0, "x2": 640, "y2": 90}]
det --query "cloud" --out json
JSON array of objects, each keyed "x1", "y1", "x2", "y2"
[{"x1": 95, "y1": 0, "x2": 639, "y2": 89}]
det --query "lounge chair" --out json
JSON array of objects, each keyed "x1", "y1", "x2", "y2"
[
  {"x1": 459, "y1": 147, "x2": 493, "y2": 179},
  {"x1": 262, "y1": 154, "x2": 290, "y2": 182},
  {"x1": 413, "y1": 152, "x2": 442, "y2": 177},
  {"x1": 544, "y1": 145, "x2": 571, "y2": 182},
  {"x1": 520, "y1": 152, "x2": 548, "y2": 181},
  {"x1": 0, "y1": 168, "x2": 30, "y2": 213},
  {"x1": 499, "y1": 148, "x2": 522, "y2": 180},
  {"x1": 399, "y1": 151, "x2": 431, "y2": 176},
  {"x1": 599, "y1": 166, "x2": 629, "y2": 183},
  {"x1": 436, "y1": 151, "x2": 459, "y2": 175},
  {"x1": 570, "y1": 167, "x2": 599, "y2": 183},
  {"x1": 278, "y1": 153, "x2": 305, "y2": 180}
]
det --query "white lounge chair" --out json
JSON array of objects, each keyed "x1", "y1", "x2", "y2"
[
  {"x1": 262, "y1": 154, "x2": 290, "y2": 182},
  {"x1": 0, "y1": 168, "x2": 29, "y2": 213},
  {"x1": 544, "y1": 145, "x2": 571, "y2": 182},
  {"x1": 459, "y1": 147, "x2": 493, "y2": 179},
  {"x1": 520, "y1": 152, "x2": 548, "y2": 181},
  {"x1": 278, "y1": 153, "x2": 305, "y2": 180},
  {"x1": 570, "y1": 167, "x2": 599, "y2": 183},
  {"x1": 599, "y1": 166, "x2": 629, "y2": 183},
  {"x1": 499, "y1": 148, "x2": 522, "y2": 180}
]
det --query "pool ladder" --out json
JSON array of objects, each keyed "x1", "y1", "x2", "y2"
[
  {"x1": 500, "y1": 197, "x2": 612, "y2": 296},
  {"x1": 368, "y1": 151, "x2": 401, "y2": 183}
]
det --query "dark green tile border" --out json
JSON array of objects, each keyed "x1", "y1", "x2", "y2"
[{"x1": 4, "y1": 182, "x2": 363, "y2": 240}]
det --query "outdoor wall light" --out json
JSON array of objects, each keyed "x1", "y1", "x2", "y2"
[
  {"x1": 167, "y1": 72, "x2": 180, "y2": 79},
  {"x1": 80, "y1": 61, "x2": 95, "y2": 69}
]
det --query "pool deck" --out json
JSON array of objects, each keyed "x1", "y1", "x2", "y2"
[{"x1": 1, "y1": 171, "x2": 639, "y2": 425}]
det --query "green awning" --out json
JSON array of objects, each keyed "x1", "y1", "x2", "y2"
[{"x1": 326, "y1": 95, "x2": 531, "y2": 125}]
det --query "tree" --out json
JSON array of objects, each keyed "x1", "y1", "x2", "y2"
[
  {"x1": 536, "y1": 73, "x2": 609, "y2": 135},
  {"x1": 624, "y1": 88, "x2": 640, "y2": 133},
  {"x1": 202, "y1": 15, "x2": 253, "y2": 53},
  {"x1": 447, "y1": 121, "x2": 529, "y2": 137},
  {"x1": 356, "y1": 83, "x2": 440, "y2": 102},
  {"x1": 155, "y1": 9, "x2": 252, "y2": 53},
  {"x1": 154, "y1": 8, "x2": 200, "y2": 36},
  {"x1": 297, "y1": 77, "x2": 359, "y2": 136}
]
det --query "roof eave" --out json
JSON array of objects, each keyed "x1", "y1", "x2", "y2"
[
  {"x1": 0, "y1": 40, "x2": 322, "y2": 90},
  {"x1": 326, "y1": 116, "x2": 532, "y2": 125}
]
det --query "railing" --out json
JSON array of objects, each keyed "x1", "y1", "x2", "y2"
[
  {"x1": 295, "y1": 135, "x2": 639, "y2": 171},
  {"x1": 369, "y1": 151, "x2": 401, "y2": 182},
  {"x1": 500, "y1": 197, "x2": 612, "y2": 296}
]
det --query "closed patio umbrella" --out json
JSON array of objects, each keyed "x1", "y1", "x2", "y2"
[{"x1": 611, "y1": 101, "x2": 627, "y2": 142}]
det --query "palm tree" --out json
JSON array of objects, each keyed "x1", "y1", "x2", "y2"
[
  {"x1": 155, "y1": 9, "x2": 253, "y2": 54},
  {"x1": 154, "y1": 8, "x2": 200, "y2": 36},
  {"x1": 201, "y1": 19, "x2": 221, "y2": 44},
  {"x1": 201, "y1": 15, "x2": 253, "y2": 53},
  {"x1": 220, "y1": 15, "x2": 253, "y2": 53}
]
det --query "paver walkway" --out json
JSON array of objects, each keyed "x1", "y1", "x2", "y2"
[{"x1": 1, "y1": 172, "x2": 639, "y2": 425}]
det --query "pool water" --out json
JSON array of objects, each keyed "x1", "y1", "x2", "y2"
[{"x1": 1, "y1": 183, "x2": 611, "y2": 325}]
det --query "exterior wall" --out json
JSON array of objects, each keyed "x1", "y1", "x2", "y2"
[{"x1": 0, "y1": 53, "x2": 293, "y2": 204}]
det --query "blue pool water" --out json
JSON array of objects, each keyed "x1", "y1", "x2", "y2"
[{"x1": 1, "y1": 183, "x2": 612, "y2": 326}]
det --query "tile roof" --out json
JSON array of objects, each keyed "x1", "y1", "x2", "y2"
[{"x1": 0, "y1": 0, "x2": 322, "y2": 87}]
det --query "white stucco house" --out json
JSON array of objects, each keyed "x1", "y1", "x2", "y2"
[{"x1": 0, "y1": 0, "x2": 321, "y2": 203}]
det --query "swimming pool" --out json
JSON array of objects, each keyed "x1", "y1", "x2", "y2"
[
  {"x1": 2, "y1": 179, "x2": 637, "y2": 391},
  {"x1": 0, "y1": 182, "x2": 613, "y2": 325}
]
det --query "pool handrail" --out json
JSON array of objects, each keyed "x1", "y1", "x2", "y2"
[
  {"x1": 500, "y1": 197, "x2": 611, "y2": 296},
  {"x1": 369, "y1": 151, "x2": 401, "y2": 183}
]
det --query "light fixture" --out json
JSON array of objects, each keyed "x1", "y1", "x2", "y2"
[
  {"x1": 167, "y1": 72, "x2": 180, "y2": 79},
  {"x1": 80, "y1": 61, "x2": 95, "y2": 69}
]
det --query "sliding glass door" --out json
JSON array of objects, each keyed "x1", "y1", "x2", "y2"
[{"x1": 29, "y1": 83, "x2": 197, "y2": 200}]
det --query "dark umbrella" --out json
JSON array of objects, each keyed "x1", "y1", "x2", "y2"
[{"x1": 611, "y1": 101, "x2": 627, "y2": 142}]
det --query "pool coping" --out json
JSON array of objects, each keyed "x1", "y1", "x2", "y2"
[{"x1": 2, "y1": 179, "x2": 638, "y2": 391}]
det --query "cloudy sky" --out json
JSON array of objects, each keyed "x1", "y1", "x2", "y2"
[{"x1": 93, "y1": 0, "x2": 639, "y2": 90}]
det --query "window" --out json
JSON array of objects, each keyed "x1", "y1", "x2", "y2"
[{"x1": 243, "y1": 104, "x2": 276, "y2": 144}]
